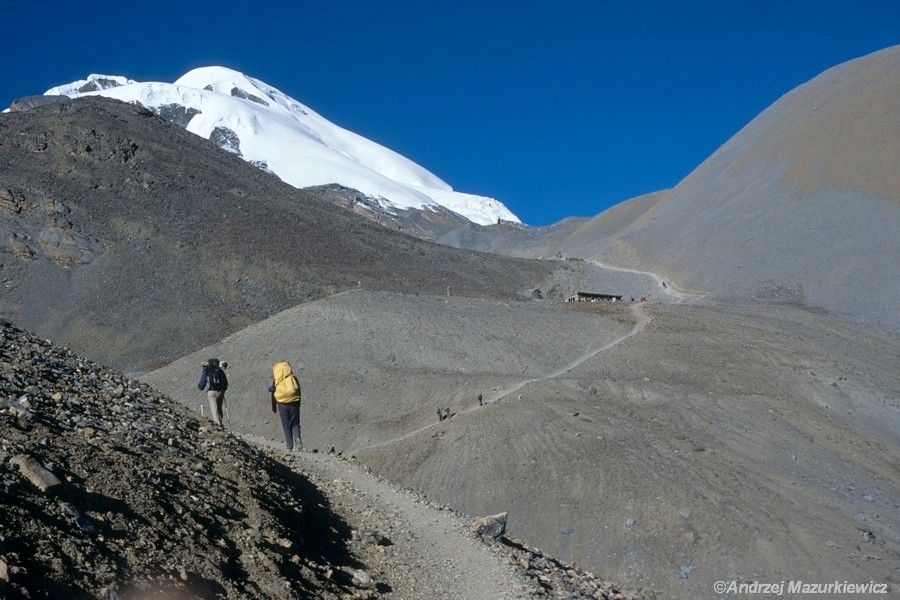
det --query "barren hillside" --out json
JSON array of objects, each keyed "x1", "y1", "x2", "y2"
[
  {"x1": 441, "y1": 47, "x2": 900, "y2": 329},
  {"x1": 148, "y1": 291, "x2": 900, "y2": 600},
  {"x1": 0, "y1": 97, "x2": 560, "y2": 372}
]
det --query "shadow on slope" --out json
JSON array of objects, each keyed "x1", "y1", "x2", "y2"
[{"x1": 0, "y1": 319, "x2": 361, "y2": 599}]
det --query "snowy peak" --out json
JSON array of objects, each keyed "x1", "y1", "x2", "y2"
[
  {"x1": 46, "y1": 74, "x2": 135, "y2": 96},
  {"x1": 44, "y1": 67, "x2": 519, "y2": 225}
]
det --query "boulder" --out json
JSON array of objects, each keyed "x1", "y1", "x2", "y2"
[
  {"x1": 9, "y1": 454, "x2": 61, "y2": 492},
  {"x1": 350, "y1": 568, "x2": 373, "y2": 589},
  {"x1": 469, "y1": 512, "x2": 507, "y2": 539}
]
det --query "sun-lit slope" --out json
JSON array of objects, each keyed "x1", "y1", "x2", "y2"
[
  {"x1": 144, "y1": 290, "x2": 631, "y2": 449},
  {"x1": 360, "y1": 303, "x2": 900, "y2": 600},
  {"x1": 146, "y1": 291, "x2": 900, "y2": 600},
  {"x1": 597, "y1": 46, "x2": 900, "y2": 327},
  {"x1": 45, "y1": 67, "x2": 518, "y2": 225}
]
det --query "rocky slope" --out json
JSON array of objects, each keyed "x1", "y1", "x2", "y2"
[
  {"x1": 0, "y1": 318, "x2": 644, "y2": 599},
  {"x1": 0, "y1": 319, "x2": 360, "y2": 598},
  {"x1": 0, "y1": 96, "x2": 561, "y2": 373}
]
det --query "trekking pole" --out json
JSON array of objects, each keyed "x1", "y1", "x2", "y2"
[{"x1": 199, "y1": 401, "x2": 205, "y2": 417}]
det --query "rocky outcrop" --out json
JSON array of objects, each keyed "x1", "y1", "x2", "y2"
[
  {"x1": 0, "y1": 320, "x2": 371, "y2": 598},
  {"x1": 469, "y1": 512, "x2": 508, "y2": 539}
]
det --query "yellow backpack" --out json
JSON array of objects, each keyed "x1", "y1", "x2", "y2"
[{"x1": 272, "y1": 361, "x2": 301, "y2": 404}]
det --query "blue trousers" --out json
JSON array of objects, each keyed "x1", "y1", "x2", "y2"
[{"x1": 277, "y1": 403, "x2": 301, "y2": 450}]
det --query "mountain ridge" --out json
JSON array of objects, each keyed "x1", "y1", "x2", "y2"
[
  {"x1": 43, "y1": 66, "x2": 519, "y2": 226},
  {"x1": 438, "y1": 46, "x2": 900, "y2": 329}
]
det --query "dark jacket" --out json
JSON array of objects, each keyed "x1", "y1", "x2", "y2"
[{"x1": 199, "y1": 365, "x2": 228, "y2": 392}]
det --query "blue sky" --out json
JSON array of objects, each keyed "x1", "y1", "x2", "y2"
[{"x1": 2, "y1": 1, "x2": 897, "y2": 225}]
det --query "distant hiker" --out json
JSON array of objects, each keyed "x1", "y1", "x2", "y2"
[
  {"x1": 198, "y1": 358, "x2": 228, "y2": 427},
  {"x1": 662, "y1": 281, "x2": 667, "y2": 289},
  {"x1": 269, "y1": 361, "x2": 302, "y2": 451},
  {"x1": 478, "y1": 393, "x2": 483, "y2": 407},
  {"x1": 436, "y1": 406, "x2": 443, "y2": 422},
  {"x1": 640, "y1": 296, "x2": 646, "y2": 303},
  {"x1": 630, "y1": 297, "x2": 635, "y2": 302}
]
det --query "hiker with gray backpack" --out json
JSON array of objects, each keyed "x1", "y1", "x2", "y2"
[{"x1": 198, "y1": 358, "x2": 229, "y2": 427}]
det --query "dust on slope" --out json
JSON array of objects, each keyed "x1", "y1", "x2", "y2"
[
  {"x1": 441, "y1": 47, "x2": 900, "y2": 329},
  {"x1": 353, "y1": 302, "x2": 652, "y2": 455},
  {"x1": 0, "y1": 97, "x2": 558, "y2": 373},
  {"x1": 146, "y1": 288, "x2": 899, "y2": 599},
  {"x1": 361, "y1": 303, "x2": 900, "y2": 599},
  {"x1": 0, "y1": 318, "x2": 645, "y2": 600},
  {"x1": 596, "y1": 46, "x2": 900, "y2": 328},
  {"x1": 144, "y1": 290, "x2": 633, "y2": 452}
]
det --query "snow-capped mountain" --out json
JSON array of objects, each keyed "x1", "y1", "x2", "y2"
[{"x1": 45, "y1": 67, "x2": 519, "y2": 226}]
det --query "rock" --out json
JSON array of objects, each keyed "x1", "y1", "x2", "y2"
[
  {"x1": 625, "y1": 518, "x2": 636, "y2": 528},
  {"x1": 9, "y1": 454, "x2": 61, "y2": 492},
  {"x1": 469, "y1": 512, "x2": 507, "y2": 539},
  {"x1": 350, "y1": 568, "x2": 373, "y2": 589},
  {"x1": 0, "y1": 557, "x2": 8, "y2": 582},
  {"x1": 82, "y1": 427, "x2": 96, "y2": 439},
  {"x1": 59, "y1": 501, "x2": 80, "y2": 518},
  {"x1": 355, "y1": 528, "x2": 391, "y2": 546},
  {"x1": 677, "y1": 565, "x2": 695, "y2": 580},
  {"x1": 76, "y1": 515, "x2": 97, "y2": 534},
  {"x1": 51, "y1": 392, "x2": 63, "y2": 401},
  {"x1": 679, "y1": 510, "x2": 691, "y2": 519}
]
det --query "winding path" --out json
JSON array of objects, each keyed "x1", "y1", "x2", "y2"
[
  {"x1": 587, "y1": 258, "x2": 707, "y2": 304},
  {"x1": 352, "y1": 302, "x2": 651, "y2": 454}
]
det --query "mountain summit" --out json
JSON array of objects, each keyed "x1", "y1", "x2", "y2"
[{"x1": 45, "y1": 66, "x2": 519, "y2": 226}]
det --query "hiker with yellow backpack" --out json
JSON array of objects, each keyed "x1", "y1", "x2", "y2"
[{"x1": 268, "y1": 361, "x2": 302, "y2": 451}]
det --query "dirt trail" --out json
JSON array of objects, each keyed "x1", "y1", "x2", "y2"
[
  {"x1": 587, "y1": 259, "x2": 707, "y2": 304},
  {"x1": 353, "y1": 303, "x2": 651, "y2": 454},
  {"x1": 275, "y1": 449, "x2": 534, "y2": 599},
  {"x1": 245, "y1": 439, "x2": 643, "y2": 599}
]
